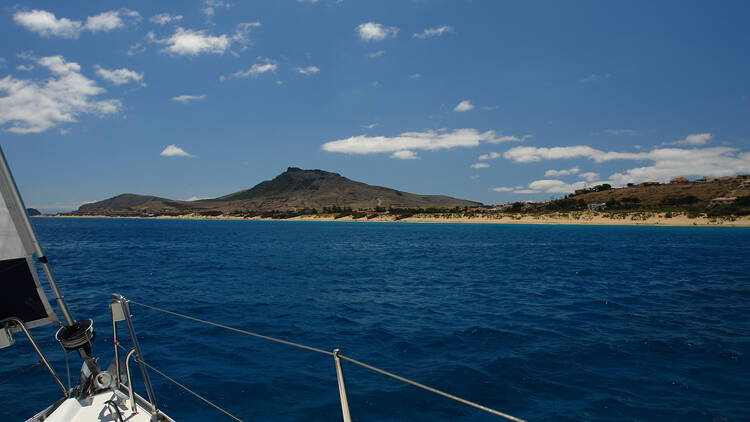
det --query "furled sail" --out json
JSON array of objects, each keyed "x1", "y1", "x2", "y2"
[{"x1": 0, "y1": 147, "x2": 58, "y2": 330}]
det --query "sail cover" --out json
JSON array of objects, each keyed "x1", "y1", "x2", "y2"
[{"x1": 0, "y1": 147, "x2": 58, "y2": 329}]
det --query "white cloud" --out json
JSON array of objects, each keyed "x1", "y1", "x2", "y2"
[
  {"x1": 356, "y1": 22, "x2": 398, "y2": 41},
  {"x1": 160, "y1": 144, "x2": 194, "y2": 157},
  {"x1": 151, "y1": 23, "x2": 260, "y2": 56},
  {"x1": 413, "y1": 25, "x2": 453, "y2": 39},
  {"x1": 528, "y1": 179, "x2": 588, "y2": 193},
  {"x1": 95, "y1": 66, "x2": 144, "y2": 86},
  {"x1": 544, "y1": 166, "x2": 580, "y2": 177},
  {"x1": 84, "y1": 9, "x2": 141, "y2": 33},
  {"x1": 454, "y1": 100, "x2": 473, "y2": 112},
  {"x1": 487, "y1": 134, "x2": 531, "y2": 144},
  {"x1": 14, "y1": 9, "x2": 139, "y2": 38},
  {"x1": 0, "y1": 58, "x2": 6, "y2": 69},
  {"x1": 470, "y1": 175, "x2": 480, "y2": 180},
  {"x1": 172, "y1": 94, "x2": 206, "y2": 103},
  {"x1": 13, "y1": 10, "x2": 82, "y2": 38},
  {"x1": 297, "y1": 0, "x2": 320, "y2": 3},
  {"x1": 478, "y1": 152, "x2": 500, "y2": 161},
  {"x1": 153, "y1": 28, "x2": 229, "y2": 55},
  {"x1": 150, "y1": 13, "x2": 183, "y2": 25},
  {"x1": 470, "y1": 163, "x2": 489, "y2": 169},
  {"x1": 490, "y1": 187, "x2": 513, "y2": 192},
  {"x1": 368, "y1": 50, "x2": 385, "y2": 58},
  {"x1": 362, "y1": 123, "x2": 378, "y2": 129},
  {"x1": 0, "y1": 55, "x2": 120, "y2": 134},
  {"x1": 503, "y1": 145, "x2": 645, "y2": 163},
  {"x1": 322, "y1": 129, "x2": 525, "y2": 156},
  {"x1": 228, "y1": 60, "x2": 278, "y2": 79},
  {"x1": 580, "y1": 172, "x2": 599, "y2": 182},
  {"x1": 409, "y1": 73, "x2": 422, "y2": 79},
  {"x1": 664, "y1": 132, "x2": 712, "y2": 146},
  {"x1": 606, "y1": 128, "x2": 636, "y2": 136},
  {"x1": 578, "y1": 73, "x2": 600, "y2": 83},
  {"x1": 127, "y1": 43, "x2": 146, "y2": 56},
  {"x1": 504, "y1": 141, "x2": 750, "y2": 186},
  {"x1": 295, "y1": 65, "x2": 320, "y2": 75},
  {"x1": 391, "y1": 150, "x2": 419, "y2": 160},
  {"x1": 17, "y1": 64, "x2": 34, "y2": 71},
  {"x1": 202, "y1": 0, "x2": 231, "y2": 17},
  {"x1": 514, "y1": 189, "x2": 539, "y2": 194}
]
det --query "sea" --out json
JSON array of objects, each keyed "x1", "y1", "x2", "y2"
[{"x1": 2, "y1": 218, "x2": 749, "y2": 421}]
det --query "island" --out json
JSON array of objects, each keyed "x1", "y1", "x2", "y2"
[{"x1": 54, "y1": 168, "x2": 750, "y2": 227}]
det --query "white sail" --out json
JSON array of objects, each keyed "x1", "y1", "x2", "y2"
[{"x1": 0, "y1": 146, "x2": 58, "y2": 330}]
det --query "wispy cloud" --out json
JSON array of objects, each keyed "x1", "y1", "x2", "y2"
[
  {"x1": 85, "y1": 9, "x2": 141, "y2": 33},
  {"x1": 13, "y1": 9, "x2": 83, "y2": 38},
  {"x1": 356, "y1": 22, "x2": 398, "y2": 41},
  {"x1": 224, "y1": 59, "x2": 277, "y2": 80},
  {"x1": 504, "y1": 140, "x2": 750, "y2": 186},
  {"x1": 409, "y1": 73, "x2": 422, "y2": 79},
  {"x1": 368, "y1": 50, "x2": 385, "y2": 58},
  {"x1": 663, "y1": 132, "x2": 712, "y2": 146},
  {"x1": 478, "y1": 152, "x2": 500, "y2": 161},
  {"x1": 578, "y1": 73, "x2": 600, "y2": 83},
  {"x1": 295, "y1": 65, "x2": 320, "y2": 75},
  {"x1": 95, "y1": 66, "x2": 144, "y2": 86},
  {"x1": 127, "y1": 43, "x2": 146, "y2": 56},
  {"x1": 202, "y1": 0, "x2": 231, "y2": 17},
  {"x1": 544, "y1": 166, "x2": 579, "y2": 177},
  {"x1": 606, "y1": 128, "x2": 636, "y2": 136},
  {"x1": 391, "y1": 150, "x2": 419, "y2": 160},
  {"x1": 171, "y1": 94, "x2": 206, "y2": 103},
  {"x1": 470, "y1": 163, "x2": 489, "y2": 169},
  {"x1": 361, "y1": 123, "x2": 378, "y2": 129},
  {"x1": 150, "y1": 22, "x2": 260, "y2": 56},
  {"x1": 0, "y1": 55, "x2": 120, "y2": 134},
  {"x1": 322, "y1": 129, "x2": 528, "y2": 157},
  {"x1": 580, "y1": 172, "x2": 599, "y2": 182},
  {"x1": 413, "y1": 25, "x2": 453, "y2": 39},
  {"x1": 13, "y1": 9, "x2": 140, "y2": 38},
  {"x1": 16, "y1": 64, "x2": 34, "y2": 71},
  {"x1": 454, "y1": 100, "x2": 473, "y2": 112},
  {"x1": 160, "y1": 144, "x2": 194, "y2": 157},
  {"x1": 149, "y1": 13, "x2": 183, "y2": 25},
  {"x1": 490, "y1": 187, "x2": 514, "y2": 192}
]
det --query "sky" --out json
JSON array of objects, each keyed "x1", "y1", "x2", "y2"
[{"x1": 1, "y1": 0, "x2": 750, "y2": 212}]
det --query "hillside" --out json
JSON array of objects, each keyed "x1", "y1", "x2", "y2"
[
  {"x1": 76, "y1": 167, "x2": 481, "y2": 215},
  {"x1": 568, "y1": 178, "x2": 748, "y2": 208}
]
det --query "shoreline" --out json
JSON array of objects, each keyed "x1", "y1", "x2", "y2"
[{"x1": 38, "y1": 212, "x2": 750, "y2": 227}]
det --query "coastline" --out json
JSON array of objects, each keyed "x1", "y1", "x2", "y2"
[{"x1": 38, "y1": 211, "x2": 750, "y2": 227}]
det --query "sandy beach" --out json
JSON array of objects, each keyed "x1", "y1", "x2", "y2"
[{"x1": 42, "y1": 211, "x2": 750, "y2": 227}]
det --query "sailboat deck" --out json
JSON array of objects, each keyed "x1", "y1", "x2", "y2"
[{"x1": 30, "y1": 389, "x2": 172, "y2": 422}]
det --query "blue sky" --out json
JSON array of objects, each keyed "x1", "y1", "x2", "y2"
[{"x1": 1, "y1": 0, "x2": 750, "y2": 212}]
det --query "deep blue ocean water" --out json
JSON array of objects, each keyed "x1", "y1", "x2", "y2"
[{"x1": 2, "y1": 218, "x2": 749, "y2": 421}]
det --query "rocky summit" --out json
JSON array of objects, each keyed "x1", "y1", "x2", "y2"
[{"x1": 76, "y1": 167, "x2": 481, "y2": 215}]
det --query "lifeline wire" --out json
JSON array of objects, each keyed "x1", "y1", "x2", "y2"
[
  {"x1": 139, "y1": 358, "x2": 243, "y2": 422},
  {"x1": 127, "y1": 300, "x2": 333, "y2": 356},
  {"x1": 126, "y1": 299, "x2": 526, "y2": 422}
]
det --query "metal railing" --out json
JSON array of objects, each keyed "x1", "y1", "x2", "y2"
[
  {"x1": 0, "y1": 317, "x2": 68, "y2": 398},
  {"x1": 113, "y1": 296, "x2": 526, "y2": 422}
]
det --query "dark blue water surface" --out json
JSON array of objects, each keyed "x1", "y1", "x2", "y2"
[{"x1": 2, "y1": 218, "x2": 749, "y2": 421}]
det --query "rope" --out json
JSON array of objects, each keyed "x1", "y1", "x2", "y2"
[
  {"x1": 127, "y1": 300, "x2": 333, "y2": 357},
  {"x1": 137, "y1": 358, "x2": 243, "y2": 422},
  {"x1": 125, "y1": 300, "x2": 525, "y2": 422},
  {"x1": 339, "y1": 354, "x2": 526, "y2": 422}
]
